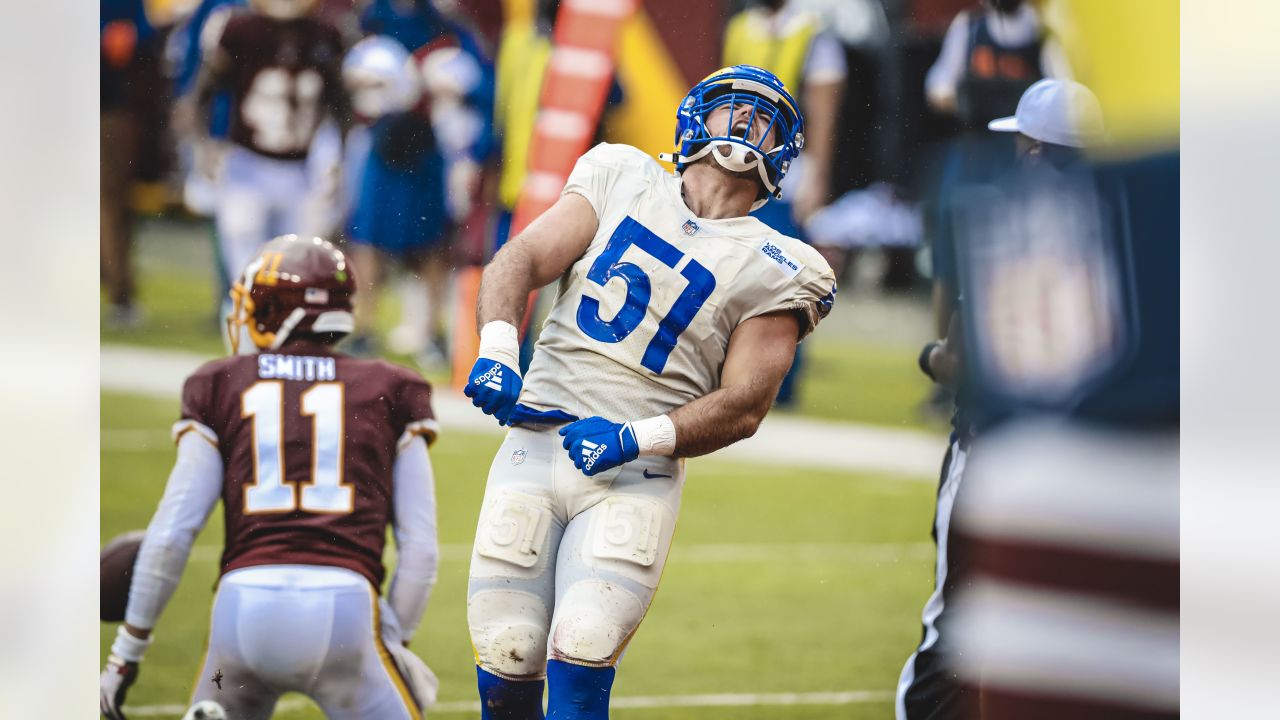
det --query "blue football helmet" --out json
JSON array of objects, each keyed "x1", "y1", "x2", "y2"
[
  {"x1": 342, "y1": 35, "x2": 422, "y2": 121},
  {"x1": 661, "y1": 65, "x2": 805, "y2": 211}
]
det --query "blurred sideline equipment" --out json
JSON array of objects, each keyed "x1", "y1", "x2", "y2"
[
  {"x1": 463, "y1": 63, "x2": 834, "y2": 719},
  {"x1": 100, "y1": 235, "x2": 441, "y2": 719}
]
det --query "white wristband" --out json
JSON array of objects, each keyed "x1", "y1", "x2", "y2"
[
  {"x1": 478, "y1": 321, "x2": 521, "y2": 376},
  {"x1": 632, "y1": 414, "x2": 677, "y2": 456},
  {"x1": 111, "y1": 625, "x2": 153, "y2": 663}
]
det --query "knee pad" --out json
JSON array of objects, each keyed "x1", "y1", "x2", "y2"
[
  {"x1": 549, "y1": 580, "x2": 644, "y2": 666},
  {"x1": 469, "y1": 589, "x2": 551, "y2": 678}
]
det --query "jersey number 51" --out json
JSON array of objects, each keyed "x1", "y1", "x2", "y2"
[{"x1": 576, "y1": 216, "x2": 716, "y2": 374}]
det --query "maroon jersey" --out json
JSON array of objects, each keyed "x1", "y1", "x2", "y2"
[
  {"x1": 216, "y1": 13, "x2": 346, "y2": 160},
  {"x1": 175, "y1": 341, "x2": 436, "y2": 587}
]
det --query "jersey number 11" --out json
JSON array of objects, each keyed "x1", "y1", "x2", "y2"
[{"x1": 241, "y1": 381, "x2": 353, "y2": 515}]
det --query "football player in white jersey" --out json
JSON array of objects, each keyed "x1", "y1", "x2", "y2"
[{"x1": 461, "y1": 65, "x2": 837, "y2": 719}]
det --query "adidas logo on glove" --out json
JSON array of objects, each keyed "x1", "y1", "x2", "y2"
[
  {"x1": 581, "y1": 440, "x2": 609, "y2": 471},
  {"x1": 474, "y1": 363, "x2": 504, "y2": 391}
]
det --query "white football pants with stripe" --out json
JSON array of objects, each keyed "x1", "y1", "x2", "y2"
[
  {"x1": 467, "y1": 426, "x2": 685, "y2": 679},
  {"x1": 191, "y1": 565, "x2": 423, "y2": 720}
]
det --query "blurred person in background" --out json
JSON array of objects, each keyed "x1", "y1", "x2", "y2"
[
  {"x1": 100, "y1": 236, "x2": 442, "y2": 720},
  {"x1": 924, "y1": 0, "x2": 1071, "y2": 124},
  {"x1": 945, "y1": 69, "x2": 1178, "y2": 718},
  {"x1": 895, "y1": 77, "x2": 1105, "y2": 720},
  {"x1": 343, "y1": 0, "x2": 496, "y2": 366},
  {"x1": 168, "y1": 0, "x2": 246, "y2": 219},
  {"x1": 920, "y1": 0, "x2": 1070, "y2": 420},
  {"x1": 168, "y1": 0, "x2": 248, "y2": 330},
  {"x1": 182, "y1": 0, "x2": 353, "y2": 348},
  {"x1": 101, "y1": 0, "x2": 157, "y2": 327},
  {"x1": 721, "y1": 0, "x2": 846, "y2": 409}
]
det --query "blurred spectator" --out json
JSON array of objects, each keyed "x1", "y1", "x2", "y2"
[
  {"x1": 924, "y1": 0, "x2": 1071, "y2": 124},
  {"x1": 948, "y1": 111, "x2": 1178, "y2": 718},
  {"x1": 721, "y1": 0, "x2": 846, "y2": 408},
  {"x1": 723, "y1": 0, "x2": 846, "y2": 227},
  {"x1": 343, "y1": 0, "x2": 495, "y2": 366},
  {"x1": 101, "y1": 0, "x2": 156, "y2": 327},
  {"x1": 182, "y1": 0, "x2": 352, "y2": 349},
  {"x1": 168, "y1": 0, "x2": 245, "y2": 218},
  {"x1": 895, "y1": 78, "x2": 1105, "y2": 720},
  {"x1": 921, "y1": 0, "x2": 1071, "y2": 419}
]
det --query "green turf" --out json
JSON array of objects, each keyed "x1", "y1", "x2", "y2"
[{"x1": 102, "y1": 391, "x2": 937, "y2": 719}]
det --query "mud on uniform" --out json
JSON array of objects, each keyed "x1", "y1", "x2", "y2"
[{"x1": 466, "y1": 143, "x2": 837, "y2": 678}]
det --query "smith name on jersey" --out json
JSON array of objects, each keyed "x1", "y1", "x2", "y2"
[
  {"x1": 520, "y1": 143, "x2": 837, "y2": 421},
  {"x1": 175, "y1": 340, "x2": 438, "y2": 587}
]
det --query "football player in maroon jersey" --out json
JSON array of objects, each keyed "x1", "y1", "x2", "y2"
[
  {"x1": 100, "y1": 235, "x2": 439, "y2": 720},
  {"x1": 184, "y1": 0, "x2": 353, "y2": 319}
]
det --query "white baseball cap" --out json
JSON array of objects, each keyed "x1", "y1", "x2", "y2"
[{"x1": 988, "y1": 78, "x2": 1105, "y2": 148}]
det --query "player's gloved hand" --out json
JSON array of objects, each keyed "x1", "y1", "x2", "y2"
[
  {"x1": 559, "y1": 416, "x2": 639, "y2": 476},
  {"x1": 464, "y1": 358, "x2": 522, "y2": 425},
  {"x1": 463, "y1": 321, "x2": 524, "y2": 426},
  {"x1": 507, "y1": 404, "x2": 579, "y2": 427},
  {"x1": 100, "y1": 654, "x2": 139, "y2": 720},
  {"x1": 101, "y1": 625, "x2": 151, "y2": 719}
]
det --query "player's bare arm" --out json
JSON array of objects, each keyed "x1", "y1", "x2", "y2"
[
  {"x1": 476, "y1": 192, "x2": 599, "y2": 327},
  {"x1": 465, "y1": 192, "x2": 599, "y2": 424},
  {"x1": 668, "y1": 310, "x2": 800, "y2": 457}
]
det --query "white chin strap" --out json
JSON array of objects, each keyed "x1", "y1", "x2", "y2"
[{"x1": 661, "y1": 139, "x2": 780, "y2": 212}]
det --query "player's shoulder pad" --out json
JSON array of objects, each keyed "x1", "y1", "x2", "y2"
[
  {"x1": 187, "y1": 355, "x2": 240, "y2": 384},
  {"x1": 355, "y1": 357, "x2": 433, "y2": 388},
  {"x1": 580, "y1": 142, "x2": 664, "y2": 176}
]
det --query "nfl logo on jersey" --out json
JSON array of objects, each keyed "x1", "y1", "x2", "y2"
[
  {"x1": 510, "y1": 448, "x2": 527, "y2": 466},
  {"x1": 682, "y1": 219, "x2": 700, "y2": 236}
]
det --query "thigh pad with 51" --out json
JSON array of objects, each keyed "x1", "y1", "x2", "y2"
[{"x1": 472, "y1": 490, "x2": 555, "y2": 580}]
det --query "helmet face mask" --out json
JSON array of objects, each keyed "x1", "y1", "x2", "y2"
[
  {"x1": 667, "y1": 65, "x2": 805, "y2": 211},
  {"x1": 226, "y1": 235, "x2": 356, "y2": 355}
]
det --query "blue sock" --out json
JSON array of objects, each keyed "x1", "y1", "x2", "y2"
[
  {"x1": 477, "y1": 666, "x2": 545, "y2": 720},
  {"x1": 546, "y1": 659, "x2": 616, "y2": 719}
]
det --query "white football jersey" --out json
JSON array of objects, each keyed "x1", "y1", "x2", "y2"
[{"x1": 519, "y1": 143, "x2": 837, "y2": 421}]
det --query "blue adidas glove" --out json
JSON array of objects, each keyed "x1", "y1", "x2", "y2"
[
  {"x1": 463, "y1": 358, "x2": 522, "y2": 426},
  {"x1": 559, "y1": 416, "x2": 639, "y2": 476}
]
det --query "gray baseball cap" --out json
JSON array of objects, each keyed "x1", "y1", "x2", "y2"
[{"x1": 989, "y1": 78, "x2": 1105, "y2": 148}]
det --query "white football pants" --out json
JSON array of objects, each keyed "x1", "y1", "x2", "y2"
[
  {"x1": 467, "y1": 426, "x2": 685, "y2": 679},
  {"x1": 191, "y1": 565, "x2": 421, "y2": 720},
  {"x1": 215, "y1": 146, "x2": 312, "y2": 285}
]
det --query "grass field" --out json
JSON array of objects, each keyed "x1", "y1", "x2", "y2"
[{"x1": 101, "y1": 390, "x2": 938, "y2": 719}]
